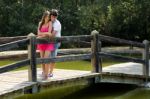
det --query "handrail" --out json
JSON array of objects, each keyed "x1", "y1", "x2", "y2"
[
  {"x1": 0, "y1": 34, "x2": 143, "y2": 50},
  {"x1": 36, "y1": 35, "x2": 92, "y2": 44},
  {"x1": 98, "y1": 52, "x2": 145, "y2": 64},
  {"x1": 99, "y1": 34, "x2": 144, "y2": 48},
  {"x1": 0, "y1": 36, "x2": 26, "y2": 44},
  {"x1": 0, "y1": 59, "x2": 30, "y2": 73},
  {"x1": 37, "y1": 53, "x2": 91, "y2": 64},
  {"x1": 0, "y1": 38, "x2": 29, "y2": 52}
]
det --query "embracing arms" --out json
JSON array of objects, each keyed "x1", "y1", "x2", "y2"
[{"x1": 37, "y1": 22, "x2": 53, "y2": 38}]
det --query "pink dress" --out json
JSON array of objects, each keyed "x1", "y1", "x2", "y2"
[{"x1": 37, "y1": 24, "x2": 54, "y2": 51}]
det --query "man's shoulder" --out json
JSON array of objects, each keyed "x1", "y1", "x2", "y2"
[
  {"x1": 55, "y1": 19, "x2": 61, "y2": 24},
  {"x1": 54, "y1": 19, "x2": 61, "y2": 25}
]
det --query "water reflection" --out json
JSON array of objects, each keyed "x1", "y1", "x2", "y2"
[
  {"x1": 16, "y1": 83, "x2": 150, "y2": 99},
  {"x1": 63, "y1": 83, "x2": 137, "y2": 99},
  {"x1": 117, "y1": 88, "x2": 150, "y2": 99}
]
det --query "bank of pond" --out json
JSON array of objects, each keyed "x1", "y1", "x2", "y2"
[{"x1": 15, "y1": 83, "x2": 150, "y2": 99}]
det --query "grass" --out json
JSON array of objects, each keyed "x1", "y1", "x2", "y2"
[
  {"x1": 0, "y1": 59, "x2": 121, "y2": 71},
  {"x1": 0, "y1": 53, "x2": 141, "y2": 71},
  {"x1": 0, "y1": 60, "x2": 16, "y2": 66}
]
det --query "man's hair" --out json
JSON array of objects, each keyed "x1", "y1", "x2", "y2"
[{"x1": 50, "y1": 9, "x2": 59, "y2": 16}]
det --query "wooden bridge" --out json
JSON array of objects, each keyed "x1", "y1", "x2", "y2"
[{"x1": 0, "y1": 30, "x2": 150, "y2": 99}]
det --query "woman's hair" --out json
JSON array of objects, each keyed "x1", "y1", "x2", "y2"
[{"x1": 39, "y1": 10, "x2": 50, "y2": 30}]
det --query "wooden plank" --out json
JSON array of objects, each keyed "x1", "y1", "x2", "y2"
[
  {"x1": 0, "y1": 36, "x2": 26, "y2": 44},
  {"x1": 99, "y1": 34, "x2": 144, "y2": 48},
  {"x1": 142, "y1": 40, "x2": 150, "y2": 78},
  {"x1": 39, "y1": 73, "x2": 99, "y2": 86},
  {"x1": 91, "y1": 30, "x2": 101, "y2": 73},
  {"x1": 103, "y1": 62, "x2": 144, "y2": 75},
  {"x1": 27, "y1": 33, "x2": 37, "y2": 82},
  {"x1": 99, "y1": 52, "x2": 144, "y2": 64},
  {"x1": 58, "y1": 48, "x2": 91, "y2": 55},
  {"x1": 0, "y1": 39, "x2": 29, "y2": 52},
  {"x1": 36, "y1": 35, "x2": 92, "y2": 44},
  {"x1": 0, "y1": 81, "x2": 35, "y2": 92},
  {"x1": 0, "y1": 47, "x2": 145, "y2": 59},
  {"x1": 0, "y1": 74, "x2": 28, "y2": 82},
  {"x1": 0, "y1": 59, "x2": 30, "y2": 73},
  {"x1": 0, "y1": 69, "x2": 91, "y2": 98},
  {"x1": 0, "y1": 82, "x2": 36, "y2": 98},
  {"x1": 36, "y1": 53, "x2": 91, "y2": 64},
  {"x1": 100, "y1": 73, "x2": 145, "y2": 85}
]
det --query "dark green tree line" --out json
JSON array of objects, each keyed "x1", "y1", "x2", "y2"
[{"x1": 0, "y1": 0, "x2": 150, "y2": 41}]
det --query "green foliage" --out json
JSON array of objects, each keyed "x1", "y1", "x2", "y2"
[
  {"x1": 106, "y1": 0, "x2": 150, "y2": 41},
  {"x1": 0, "y1": 0, "x2": 150, "y2": 41}
]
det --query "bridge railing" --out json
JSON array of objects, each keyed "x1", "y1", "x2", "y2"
[
  {"x1": 0, "y1": 31, "x2": 149, "y2": 82},
  {"x1": 0, "y1": 38, "x2": 30, "y2": 73},
  {"x1": 91, "y1": 30, "x2": 149, "y2": 80}
]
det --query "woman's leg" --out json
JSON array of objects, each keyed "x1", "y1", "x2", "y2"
[
  {"x1": 49, "y1": 48, "x2": 58, "y2": 75},
  {"x1": 44, "y1": 51, "x2": 51, "y2": 79},
  {"x1": 40, "y1": 51, "x2": 45, "y2": 75}
]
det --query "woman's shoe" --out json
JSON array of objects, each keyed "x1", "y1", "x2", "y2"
[{"x1": 48, "y1": 73, "x2": 53, "y2": 77}]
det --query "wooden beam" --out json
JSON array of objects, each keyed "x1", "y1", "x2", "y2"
[
  {"x1": 27, "y1": 33, "x2": 37, "y2": 82},
  {"x1": 0, "y1": 36, "x2": 26, "y2": 44},
  {"x1": 36, "y1": 35, "x2": 92, "y2": 44},
  {"x1": 36, "y1": 54, "x2": 91, "y2": 64},
  {"x1": 98, "y1": 52, "x2": 144, "y2": 64},
  {"x1": 99, "y1": 34, "x2": 144, "y2": 48},
  {"x1": 91, "y1": 30, "x2": 101, "y2": 73},
  {"x1": 0, "y1": 39, "x2": 29, "y2": 52},
  {"x1": 142, "y1": 40, "x2": 149, "y2": 80},
  {"x1": 0, "y1": 59, "x2": 30, "y2": 73}
]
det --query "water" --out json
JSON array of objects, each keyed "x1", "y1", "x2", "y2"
[{"x1": 16, "y1": 83, "x2": 150, "y2": 99}]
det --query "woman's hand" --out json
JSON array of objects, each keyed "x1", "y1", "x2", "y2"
[{"x1": 38, "y1": 33, "x2": 47, "y2": 37}]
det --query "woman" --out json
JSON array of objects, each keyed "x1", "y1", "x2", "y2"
[{"x1": 37, "y1": 10, "x2": 54, "y2": 80}]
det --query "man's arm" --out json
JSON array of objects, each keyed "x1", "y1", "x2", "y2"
[{"x1": 51, "y1": 30, "x2": 57, "y2": 38}]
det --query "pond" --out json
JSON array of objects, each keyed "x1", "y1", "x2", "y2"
[{"x1": 15, "y1": 83, "x2": 150, "y2": 99}]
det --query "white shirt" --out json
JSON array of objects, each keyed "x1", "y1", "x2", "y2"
[{"x1": 53, "y1": 19, "x2": 61, "y2": 37}]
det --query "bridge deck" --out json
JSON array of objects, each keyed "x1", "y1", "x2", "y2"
[
  {"x1": 103, "y1": 62, "x2": 145, "y2": 75},
  {"x1": 0, "y1": 62, "x2": 148, "y2": 98},
  {"x1": 0, "y1": 69, "x2": 91, "y2": 96}
]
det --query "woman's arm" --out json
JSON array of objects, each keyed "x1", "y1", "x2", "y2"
[
  {"x1": 38, "y1": 22, "x2": 52, "y2": 38},
  {"x1": 37, "y1": 22, "x2": 40, "y2": 35},
  {"x1": 37, "y1": 22, "x2": 51, "y2": 38},
  {"x1": 37, "y1": 22, "x2": 45, "y2": 38}
]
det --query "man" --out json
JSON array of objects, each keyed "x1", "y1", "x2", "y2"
[{"x1": 49, "y1": 9, "x2": 61, "y2": 77}]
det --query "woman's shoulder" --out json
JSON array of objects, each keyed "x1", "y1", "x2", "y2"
[{"x1": 48, "y1": 21, "x2": 52, "y2": 25}]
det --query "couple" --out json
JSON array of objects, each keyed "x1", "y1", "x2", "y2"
[{"x1": 37, "y1": 9, "x2": 61, "y2": 80}]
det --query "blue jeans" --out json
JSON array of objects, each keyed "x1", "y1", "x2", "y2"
[{"x1": 50, "y1": 43, "x2": 60, "y2": 58}]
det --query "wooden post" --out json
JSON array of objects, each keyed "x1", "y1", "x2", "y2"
[
  {"x1": 91, "y1": 30, "x2": 102, "y2": 73},
  {"x1": 27, "y1": 33, "x2": 37, "y2": 82},
  {"x1": 142, "y1": 40, "x2": 149, "y2": 81}
]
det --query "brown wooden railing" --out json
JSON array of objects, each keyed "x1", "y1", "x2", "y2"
[{"x1": 0, "y1": 30, "x2": 149, "y2": 82}]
